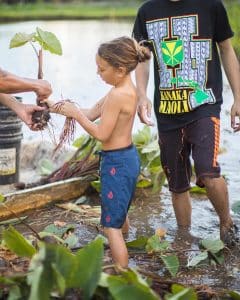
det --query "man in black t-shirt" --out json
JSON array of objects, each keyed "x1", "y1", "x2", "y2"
[{"x1": 133, "y1": 0, "x2": 240, "y2": 246}]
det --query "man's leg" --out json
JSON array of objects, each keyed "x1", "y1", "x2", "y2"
[
  {"x1": 172, "y1": 191, "x2": 192, "y2": 228},
  {"x1": 201, "y1": 176, "x2": 237, "y2": 244},
  {"x1": 104, "y1": 227, "x2": 128, "y2": 268}
]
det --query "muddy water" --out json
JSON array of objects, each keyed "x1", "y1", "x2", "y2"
[{"x1": 0, "y1": 20, "x2": 240, "y2": 292}]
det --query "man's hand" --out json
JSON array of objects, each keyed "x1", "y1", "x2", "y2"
[
  {"x1": 231, "y1": 101, "x2": 240, "y2": 132},
  {"x1": 137, "y1": 96, "x2": 154, "y2": 126},
  {"x1": 18, "y1": 103, "x2": 45, "y2": 131},
  {"x1": 34, "y1": 79, "x2": 52, "y2": 100}
]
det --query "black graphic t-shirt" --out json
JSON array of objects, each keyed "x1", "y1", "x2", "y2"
[{"x1": 133, "y1": 0, "x2": 233, "y2": 132}]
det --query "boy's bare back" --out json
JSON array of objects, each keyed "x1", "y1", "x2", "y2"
[{"x1": 100, "y1": 84, "x2": 137, "y2": 150}]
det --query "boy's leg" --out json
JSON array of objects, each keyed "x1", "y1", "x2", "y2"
[
  {"x1": 104, "y1": 227, "x2": 128, "y2": 268},
  {"x1": 122, "y1": 215, "x2": 130, "y2": 234}
]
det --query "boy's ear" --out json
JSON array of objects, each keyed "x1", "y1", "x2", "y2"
[{"x1": 118, "y1": 66, "x2": 127, "y2": 76}]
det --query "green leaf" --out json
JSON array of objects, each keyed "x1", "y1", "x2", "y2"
[
  {"x1": 160, "y1": 255, "x2": 179, "y2": 277},
  {"x1": 0, "y1": 216, "x2": 28, "y2": 226},
  {"x1": 141, "y1": 140, "x2": 159, "y2": 154},
  {"x1": 28, "y1": 262, "x2": 52, "y2": 300},
  {"x1": 190, "y1": 186, "x2": 207, "y2": 195},
  {"x1": 168, "y1": 284, "x2": 197, "y2": 300},
  {"x1": 39, "y1": 159, "x2": 54, "y2": 176},
  {"x1": 3, "y1": 226, "x2": 36, "y2": 258},
  {"x1": 201, "y1": 239, "x2": 224, "y2": 254},
  {"x1": 42, "y1": 223, "x2": 75, "y2": 238},
  {"x1": 229, "y1": 291, "x2": 240, "y2": 299},
  {"x1": 51, "y1": 263, "x2": 66, "y2": 296},
  {"x1": 36, "y1": 27, "x2": 62, "y2": 55},
  {"x1": 9, "y1": 32, "x2": 35, "y2": 48},
  {"x1": 7, "y1": 285, "x2": 22, "y2": 300},
  {"x1": 72, "y1": 238, "x2": 104, "y2": 299},
  {"x1": 108, "y1": 269, "x2": 159, "y2": 300},
  {"x1": 98, "y1": 272, "x2": 110, "y2": 288},
  {"x1": 0, "y1": 194, "x2": 5, "y2": 203},
  {"x1": 232, "y1": 201, "x2": 240, "y2": 215},
  {"x1": 28, "y1": 243, "x2": 76, "y2": 299},
  {"x1": 210, "y1": 251, "x2": 224, "y2": 265},
  {"x1": 126, "y1": 236, "x2": 148, "y2": 249},
  {"x1": 133, "y1": 126, "x2": 151, "y2": 145},
  {"x1": 64, "y1": 233, "x2": 78, "y2": 248},
  {"x1": 136, "y1": 179, "x2": 152, "y2": 188},
  {"x1": 91, "y1": 180, "x2": 101, "y2": 192},
  {"x1": 146, "y1": 235, "x2": 169, "y2": 253},
  {"x1": 187, "y1": 251, "x2": 208, "y2": 267}
]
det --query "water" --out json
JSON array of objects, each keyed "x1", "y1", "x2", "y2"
[
  {"x1": 1, "y1": 20, "x2": 240, "y2": 291},
  {"x1": 0, "y1": 20, "x2": 150, "y2": 140}
]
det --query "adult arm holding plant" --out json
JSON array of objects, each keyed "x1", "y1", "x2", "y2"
[
  {"x1": 0, "y1": 67, "x2": 51, "y2": 130},
  {"x1": 0, "y1": 93, "x2": 45, "y2": 130},
  {"x1": 9, "y1": 27, "x2": 62, "y2": 130},
  {"x1": 0, "y1": 68, "x2": 52, "y2": 99}
]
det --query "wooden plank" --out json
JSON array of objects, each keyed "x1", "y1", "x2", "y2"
[{"x1": 0, "y1": 177, "x2": 91, "y2": 220}]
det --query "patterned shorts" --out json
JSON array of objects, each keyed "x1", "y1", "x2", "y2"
[
  {"x1": 158, "y1": 117, "x2": 221, "y2": 193},
  {"x1": 100, "y1": 144, "x2": 140, "y2": 228}
]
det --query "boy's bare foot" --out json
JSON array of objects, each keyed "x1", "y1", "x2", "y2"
[{"x1": 220, "y1": 224, "x2": 239, "y2": 247}]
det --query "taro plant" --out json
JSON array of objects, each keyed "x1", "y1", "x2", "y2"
[
  {"x1": 9, "y1": 27, "x2": 62, "y2": 130},
  {"x1": 133, "y1": 126, "x2": 166, "y2": 193}
]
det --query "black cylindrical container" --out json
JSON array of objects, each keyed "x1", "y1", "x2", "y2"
[{"x1": 0, "y1": 97, "x2": 23, "y2": 185}]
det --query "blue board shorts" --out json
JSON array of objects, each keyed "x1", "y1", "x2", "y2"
[{"x1": 99, "y1": 144, "x2": 140, "y2": 229}]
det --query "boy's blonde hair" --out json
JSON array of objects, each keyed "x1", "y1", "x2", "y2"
[{"x1": 98, "y1": 36, "x2": 151, "y2": 74}]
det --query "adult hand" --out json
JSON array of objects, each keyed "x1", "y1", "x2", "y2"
[
  {"x1": 34, "y1": 79, "x2": 52, "y2": 100},
  {"x1": 137, "y1": 96, "x2": 154, "y2": 126},
  {"x1": 230, "y1": 100, "x2": 240, "y2": 132},
  {"x1": 18, "y1": 103, "x2": 45, "y2": 131}
]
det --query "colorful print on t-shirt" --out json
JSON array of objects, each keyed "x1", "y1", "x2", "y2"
[{"x1": 146, "y1": 15, "x2": 216, "y2": 114}]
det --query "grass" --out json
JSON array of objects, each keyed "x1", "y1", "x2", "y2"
[{"x1": 0, "y1": 2, "x2": 138, "y2": 21}]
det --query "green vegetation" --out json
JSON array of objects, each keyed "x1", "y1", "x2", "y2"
[
  {"x1": 0, "y1": 2, "x2": 138, "y2": 21},
  {"x1": 224, "y1": 0, "x2": 240, "y2": 57},
  {"x1": 0, "y1": 0, "x2": 239, "y2": 57}
]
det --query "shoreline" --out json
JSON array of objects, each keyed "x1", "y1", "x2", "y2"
[{"x1": 0, "y1": 1, "x2": 239, "y2": 57}]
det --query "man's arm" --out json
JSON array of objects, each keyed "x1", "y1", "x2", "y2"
[
  {"x1": 0, "y1": 93, "x2": 44, "y2": 130},
  {"x1": 0, "y1": 68, "x2": 52, "y2": 100},
  {"x1": 218, "y1": 39, "x2": 240, "y2": 131},
  {"x1": 135, "y1": 59, "x2": 153, "y2": 125}
]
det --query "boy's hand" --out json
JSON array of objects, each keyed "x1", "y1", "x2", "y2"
[{"x1": 45, "y1": 99, "x2": 77, "y2": 119}]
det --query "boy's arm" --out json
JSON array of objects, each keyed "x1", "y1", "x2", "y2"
[
  {"x1": 218, "y1": 39, "x2": 240, "y2": 131},
  {"x1": 135, "y1": 60, "x2": 153, "y2": 126},
  {"x1": 49, "y1": 91, "x2": 121, "y2": 142},
  {"x1": 81, "y1": 96, "x2": 106, "y2": 121}
]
